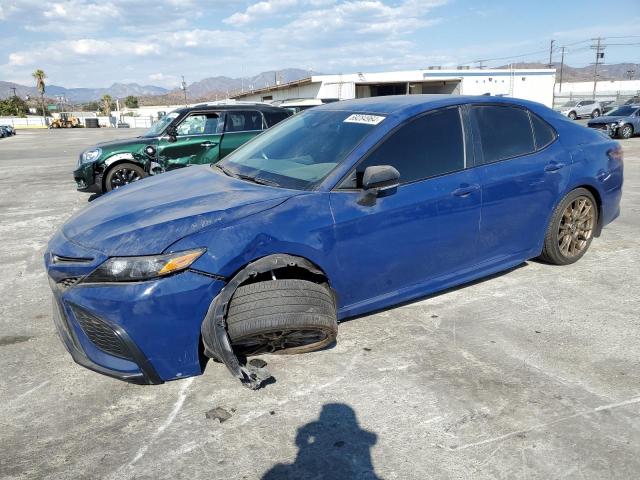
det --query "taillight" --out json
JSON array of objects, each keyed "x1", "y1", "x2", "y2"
[{"x1": 607, "y1": 145, "x2": 624, "y2": 163}]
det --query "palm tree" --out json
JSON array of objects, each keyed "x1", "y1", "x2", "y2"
[
  {"x1": 101, "y1": 94, "x2": 112, "y2": 117},
  {"x1": 32, "y1": 69, "x2": 46, "y2": 118}
]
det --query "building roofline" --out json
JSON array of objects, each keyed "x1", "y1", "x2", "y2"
[
  {"x1": 231, "y1": 68, "x2": 556, "y2": 99},
  {"x1": 230, "y1": 77, "x2": 314, "y2": 99}
]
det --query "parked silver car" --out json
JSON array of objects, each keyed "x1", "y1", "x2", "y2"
[{"x1": 556, "y1": 100, "x2": 602, "y2": 120}]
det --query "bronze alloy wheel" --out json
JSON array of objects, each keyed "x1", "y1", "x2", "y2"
[
  {"x1": 557, "y1": 196, "x2": 595, "y2": 258},
  {"x1": 231, "y1": 327, "x2": 334, "y2": 356}
]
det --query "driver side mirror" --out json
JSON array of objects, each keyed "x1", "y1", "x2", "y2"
[
  {"x1": 166, "y1": 125, "x2": 178, "y2": 143},
  {"x1": 358, "y1": 165, "x2": 400, "y2": 206}
]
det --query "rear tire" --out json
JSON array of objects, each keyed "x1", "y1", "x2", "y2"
[
  {"x1": 538, "y1": 188, "x2": 598, "y2": 265},
  {"x1": 227, "y1": 279, "x2": 338, "y2": 356},
  {"x1": 619, "y1": 124, "x2": 634, "y2": 139},
  {"x1": 104, "y1": 162, "x2": 145, "y2": 192}
]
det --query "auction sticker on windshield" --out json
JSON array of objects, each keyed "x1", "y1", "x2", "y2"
[{"x1": 343, "y1": 114, "x2": 386, "y2": 125}]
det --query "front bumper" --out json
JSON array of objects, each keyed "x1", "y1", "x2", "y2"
[
  {"x1": 588, "y1": 123, "x2": 618, "y2": 137},
  {"x1": 73, "y1": 162, "x2": 102, "y2": 193},
  {"x1": 45, "y1": 230, "x2": 225, "y2": 383}
]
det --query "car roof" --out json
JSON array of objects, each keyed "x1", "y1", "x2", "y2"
[
  {"x1": 316, "y1": 94, "x2": 547, "y2": 116},
  {"x1": 176, "y1": 103, "x2": 286, "y2": 114}
]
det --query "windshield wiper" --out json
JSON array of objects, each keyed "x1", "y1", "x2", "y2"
[
  {"x1": 214, "y1": 164, "x2": 238, "y2": 178},
  {"x1": 236, "y1": 173, "x2": 281, "y2": 187}
]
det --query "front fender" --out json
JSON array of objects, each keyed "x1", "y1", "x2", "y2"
[{"x1": 168, "y1": 193, "x2": 338, "y2": 282}]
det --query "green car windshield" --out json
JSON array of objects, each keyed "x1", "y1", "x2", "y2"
[
  {"x1": 218, "y1": 110, "x2": 382, "y2": 190},
  {"x1": 143, "y1": 112, "x2": 180, "y2": 137}
]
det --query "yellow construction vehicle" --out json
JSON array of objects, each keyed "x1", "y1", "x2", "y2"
[{"x1": 49, "y1": 112, "x2": 82, "y2": 128}]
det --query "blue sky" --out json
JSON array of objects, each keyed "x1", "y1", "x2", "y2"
[{"x1": 1, "y1": 0, "x2": 638, "y2": 88}]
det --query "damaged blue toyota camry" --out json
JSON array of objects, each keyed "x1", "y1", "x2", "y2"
[{"x1": 45, "y1": 95, "x2": 623, "y2": 388}]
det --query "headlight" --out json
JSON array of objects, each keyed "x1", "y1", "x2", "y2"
[
  {"x1": 83, "y1": 249, "x2": 205, "y2": 283},
  {"x1": 81, "y1": 148, "x2": 102, "y2": 164}
]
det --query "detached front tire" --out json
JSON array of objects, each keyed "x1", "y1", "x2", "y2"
[
  {"x1": 539, "y1": 188, "x2": 598, "y2": 265},
  {"x1": 227, "y1": 279, "x2": 338, "y2": 356}
]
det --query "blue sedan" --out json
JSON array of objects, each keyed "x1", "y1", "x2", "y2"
[{"x1": 45, "y1": 95, "x2": 623, "y2": 388}]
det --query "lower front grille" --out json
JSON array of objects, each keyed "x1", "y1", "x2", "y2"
[
  {"x1": 70, "y1": 305, "x2": 132, "y2": 360},
  {"x1": 58, "y1": 277, "x2": 81, "y2": 290}
]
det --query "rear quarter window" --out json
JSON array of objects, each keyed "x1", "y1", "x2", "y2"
[{"x1": 530, "y1": 113, "x2": 556, "y2": 150}]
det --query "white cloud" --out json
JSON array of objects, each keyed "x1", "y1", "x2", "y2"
[{"x1": 223, "y1": 0, "x2": 298, "y2": 25}]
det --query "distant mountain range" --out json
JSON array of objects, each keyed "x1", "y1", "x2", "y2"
[
  {"x1": 138, "y1": 68, "x2": 315, "y2": 106},
  {"x1": 1, "y1": 64, "x2": 637, "y2": 104},
  {"x1": 501, "y1": 62, "x2": 639, "y2": 82},
  {"x1": 0, "y1": 68, "x2": 313, "y2": 104},
  {"x1": 0, "y1": 81, "x2": 168, "y2": 103}
]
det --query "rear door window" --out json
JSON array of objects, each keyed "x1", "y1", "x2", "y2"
[
  {"x1": 471, "y1": 105, "x2": 535, "y2": 164},
  {"x1": 224, "y1": 111, "x2": 264, "y2": 132}
]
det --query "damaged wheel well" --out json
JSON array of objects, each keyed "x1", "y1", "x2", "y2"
[{"x1": 200, "y1": 253, "x2": 335, "y2": 389}]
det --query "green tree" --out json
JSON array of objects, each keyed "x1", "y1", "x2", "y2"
[
  {"x1": 32, "y1": 69, "x2": 47, "y2": 117},
  {"x1": 124, "y1": 95, "x2": 139, "y2": 108},
  {"x1": 101, "y1": 94, "x2": 112, "y2": 116},
  {"x1": 0, "y1": 96, "x2": 29, "y2": 116},
  {"x1": 83, "y1": 101, "x2": 100, "y2": 112}
]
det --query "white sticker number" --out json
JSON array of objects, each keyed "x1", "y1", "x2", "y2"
[{"x1": 343, "y1": 114, "x2": 386, "y2": 125}]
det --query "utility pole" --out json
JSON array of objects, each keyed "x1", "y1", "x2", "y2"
[
  {"x1": 548, "y1": 39, "x2": 555, "y2": 68},
  {"x1": 626, "y1": 69, "x2": 636, "y2": 80},
  {"x1": 475, "y1": 59, "x2": 486, "y2": 69},
  {"x1": 558, "y1": 46, "x2": 566, "y2": 93},
  {"x1": 180, "y1": 76, "x2": 187, "y2": 106},
  {"x1": 591, "y1": 37, "x2": 605, "y2": 99},
  {"x1": 10, "y1": 87, "x2": 18, "y2": 115}
]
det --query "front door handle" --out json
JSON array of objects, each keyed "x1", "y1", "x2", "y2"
[
  {"x1": 452, "y1": 183, "x2": 480, "y2": 197},
  {"x1": 200, "y1": 141, "x2": 219, "y2": 148},
  {"x1": 544, "y1": 162, "x2": 566, "y2": 173}
]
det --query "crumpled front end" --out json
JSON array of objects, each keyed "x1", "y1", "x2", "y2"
[{"x1": 45, "y1": 229, "x2": 224, "y2": 384}]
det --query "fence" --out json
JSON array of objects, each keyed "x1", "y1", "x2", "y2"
[
  {"x1": 0, "y1": 115, "x2": 155, "y2": 129},
  {"x1": 0, "y1": 116, "x2": 48, "y2": 128},
  {"x1": 553, "y1": 90, "x2": 640, "y2": 109}
]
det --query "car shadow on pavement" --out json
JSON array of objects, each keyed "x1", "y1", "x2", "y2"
[{"x1": 262, "y1": 403, "x2": 382, "y2": 480}]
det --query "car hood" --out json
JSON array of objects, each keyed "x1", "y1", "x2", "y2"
[
  {"x1": 588, "y1": 116, "x2": 627, "y2": 125},
  {"x1": 93, "y1": 136, "x2": 151, "y2": 150},
  {"x1": 62, "y1": 166, "x2": 297, "y2": 256}
]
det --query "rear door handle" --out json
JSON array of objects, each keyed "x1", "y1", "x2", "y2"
[
  {"x1": 452, "y1": 183, "x2": 480, "y2": 197},
  {"x1": 544, "y1": 162, "x2": 566, "y2": 173},
  {"x1": 200, "y1": 141, "x2": 218, "y2": 148}
]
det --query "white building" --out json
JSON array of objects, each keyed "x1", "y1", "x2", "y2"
[
  {"x1": 231, "y1": 68, "x2": 556, "y2": 107},
  {"x1": 555, "y1": 79, "x2": 640, "y2": 95}
]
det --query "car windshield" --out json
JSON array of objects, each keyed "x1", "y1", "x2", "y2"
[
  {"x1": 561, "y1": 101, "x2": 578, "y2": 107},
  {"x1": 606, "y1": 106, "x2": 637, "y2": 116},
  {"x1": 143, "y1": 112, "x2": 179, "y2": 137},
  {"x1": 217, "y1": 110, "x2": 382, "y2": 190}
]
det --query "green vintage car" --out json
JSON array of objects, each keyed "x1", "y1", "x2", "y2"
[{"x1": 74, "y1": 104, "x2": 291, "y2": 193}]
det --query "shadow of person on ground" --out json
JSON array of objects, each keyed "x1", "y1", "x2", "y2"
[{"x1": 262, "y1": 403, "x2": 381, "y2": 480}]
